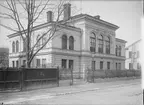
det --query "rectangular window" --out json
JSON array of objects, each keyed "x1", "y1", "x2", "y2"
[
  {"x1": 62, "y1": 59, "x2": 67, "y2": 68},
  {"x1": 69, "y1": 60, "x2": 73, "y2": 69},
  {"x1": 12, "y1": 61, "x2": 15, "y2": 68},
  {"x1": 129, "y1": 63, "x2": 132, "y2": 69},
  {"x1": 42, "y1": 58, "x2": 46, "y2": 68},
  {"x1": 100, "y1": 61, "x2": 103, "y2": 69},
  {"x1": 129, "y1": 51, "x2": 132, "y2": 58},
  {"x1": 116, "y1": 63, "x2": 117, "y2": 70},
  {"x1": 16, "y1": 60, "x2": 19, "y2": 68},
  {"x1": 23, "y1": 60, "x2": 26, "y2": 66},
  {"x1": 36, "y1": 59, "x2": 40, "y2": 68},
  {"x1": 107, "y1": 62, "x2": 110, "y2": 70},
  {"x1": 92, "y1": 61, "x2": 95, "y2": 70},
  {"x1": 119, "y1": 63, "x2": 121, "y2": 70}
]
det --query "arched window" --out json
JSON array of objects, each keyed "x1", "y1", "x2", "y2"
[
  {"x1": 12, "y1": 41, "x2": 15, "y2": 53},
  {"x1": 16, "y1": 40, "x2": 19, "y2": 52},
  {"x1": 23, "y1": 38, "x2": 26, "y2": 52},
  {"x1": 105, "y1": 36, "x2": 110, "y2": 54},
  {"x1": 37, "y1": 35, "x2": 41, "y2": 48},
  {"x1": 119, "y1": 46, "x2": 121, "y2": 56},
  {"x1": 90, "y1": 32, "x2": 96, "y2": 52},
  {"x1": 115, "y1": 45, "x2": 118, "y2": 56},
  {"x1": 98, "y1": 35, "x2": 103, "y2": 53},
  {"x1": 62, "y1": 35, "x2": 67, "y2": 49},
  {"x1": 69, "y1": 36, "x2": 74, "y2": 50},
  {"x1": 42, "y1": 36, "x2": 47, "y2": 48}
]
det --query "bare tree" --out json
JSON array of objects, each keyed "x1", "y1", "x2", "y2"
[{"x1": 0, "y1": 0, "x2": 69, "y2": 68}]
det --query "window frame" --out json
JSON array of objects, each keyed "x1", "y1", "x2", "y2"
[
  {"x1": 98, "y1": 35, "x2": 103, "y2": 53},
  {"x1": 69, "y1": 36, "x2": 74, "y2": 50},
  {"x1": 62, "y1": 35, "x2": 67, "y2": 49},
  {"x1": 90, "y1": 32, "x2": 96, "y2": 52}
]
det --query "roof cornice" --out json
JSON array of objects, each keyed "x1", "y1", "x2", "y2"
[
  {"x1": 7, "y1": 22, "x2": 81, "y2": 38},
  {"x1": 116, "y1": 38, "x2": 127, "y2": 43},
  {"x1": 68, "y1": 14, "x2": 119, "y2": 31}
]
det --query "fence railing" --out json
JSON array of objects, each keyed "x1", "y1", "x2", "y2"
[
  {"x1": 86, "y1": 69, "x2": 141, "y2": 83},
  {"x1": 0, "y1": 67, "x2": 59, "y2": 91}
]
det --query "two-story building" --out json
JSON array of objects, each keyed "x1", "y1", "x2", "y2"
[
  {"x1": 8, "y1": 3, "x2": 127, "y2": 74},
  {"x1": 125, "y1": 39, "x2": 141, "y2": 70}
]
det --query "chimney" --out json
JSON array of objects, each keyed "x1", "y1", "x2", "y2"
[
  {"x1": 47, "y1": 11, "x2": 53, "y2": 22},
  {"x1": 94, "y1": 15, "x2": 100, "y2": 19},
  {"x1": 63, "y1": 3, "x2": 71, "y2": 21}
]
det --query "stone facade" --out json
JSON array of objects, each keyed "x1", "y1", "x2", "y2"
[{"x1": 8, "y1": 3, "x2": 127, "y2": 75}]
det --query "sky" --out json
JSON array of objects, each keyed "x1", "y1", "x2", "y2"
[{"x1": 0, "y1": 0, "x2": 142, "y2": 48}]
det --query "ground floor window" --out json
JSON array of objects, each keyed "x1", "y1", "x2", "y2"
[
  {"x1": 107, "y1": 62, "x2": 110, "y2": 70},
  {"x1": 16, "y1": 60, "x2": 19, "y2": 68},
  {"x1": 129, "y1": 63, "x2": 132, "y2": 69},
  {"x1": 119, "y1": 63, "x2": 121, "y2": 70},
  {"x1": 69, "y1": 60, "x2": 74, "y2": 69},
  {"x1": 100, "y1": 61, "x2": 103, "y2": 69},
  {"x1": 23, "y1": 60, "x2": 26, "y2": 67},
  {"x1": 12, "y1": 61, "x2": 15, "y2": 68},
  {"x1": 92, "y1": 61, "x2": 95, "y2": 70},
  {"x1": 42, "y1": 58, "x2": 46, "y2": 68},
  {"x1": 62, "y1": 59, "x2": 67, "y2": 68},
  {"x1": 36, "y1": 59, "x2": 40, "y2": 68}
]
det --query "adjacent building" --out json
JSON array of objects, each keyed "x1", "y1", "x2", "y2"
[
  {"x1": 8, "y1": 3, "x2": 126, "y2": 75},
  {"x1": 125, "y1": 39, "x2": 141, "y2": 70},
  {"x1": 0, "y1": 48, "x2": 9, "y2": 67}
]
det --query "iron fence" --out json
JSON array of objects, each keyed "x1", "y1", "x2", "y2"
[
  {"x1": 86, "y1": 69, "x2": 141, "y2": 83},
  {"x1": 0, "y1": 67, "x2": 59, "y2": 91}
]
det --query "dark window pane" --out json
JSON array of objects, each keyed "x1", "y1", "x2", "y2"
[
  {"x1": 62, "y1": 35, "x2": 67, "y2": 49},
  {"x1": 69, "y1": 60, "x2": 73, "y2": 69},
  {"x1": 62, "y1": 59, "x2": 67, "y2": 68},
  {"x1": 69, "y1": 36, "x2": 74, "y2": 50},
  {"x1": 100, "y1": 61, "x2": 103, "y2": 69}
]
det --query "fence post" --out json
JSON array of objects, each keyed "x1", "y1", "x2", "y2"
[
  {"x1": 92, "y1": 69, "x2": 94, "y2": 83},
  {"x1": 57, "y1": 66, "x2": 59, "y2": 87},
  {"x1": 70, "y1": 68, "x2": 73, "y2": 86},
  {"x1": 20, "y1": 68, "x2": 25, "y2": 91}
]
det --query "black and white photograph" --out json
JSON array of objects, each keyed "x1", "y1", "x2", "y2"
[{"x1": 0, "y1": 0, "x2": 142, "y2": 104}]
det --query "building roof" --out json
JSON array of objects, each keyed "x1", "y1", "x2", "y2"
[
  {"x1": 7, "y1": 13, "x2": 119, "y2": 38},
  {"x1": 126, "y1": 39, "x2": 141, "y2": 48},
  {"x1": 116, "y1": 38, "x2": 127, "y2": 43},
  {"x1": 68, "y1": 13, "x2": 119, "y2": 30},
  {"x1": 7, "y1": 22, "x2": 81, "y2": 38}
]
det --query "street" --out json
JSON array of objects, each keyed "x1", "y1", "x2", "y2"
[{"x1": 16, "y1": 79, "x2": 142, "y2": 105}]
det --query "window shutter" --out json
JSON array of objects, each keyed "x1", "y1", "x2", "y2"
[{"x1": 129, "y1": 51, "x2": 132, "y2": 58}]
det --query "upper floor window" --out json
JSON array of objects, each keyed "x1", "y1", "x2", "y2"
[
  {"x1": 62, "y1": 35, "x2": 67, "y2": 49},
  {"x1": 105, "y1": 36, "x2": 110, "y2": 54},
  {"x1": 37, "y1": 35, "x2": 41, "y2": 48},
  {"x1": 119, "y1": 46, "x2": 121, "y2": 56},
  {"x1": 23, "y1": 38, "x2": 26, "y2": 52},
  {"x1": 69, "y1": 36, "x2": 74, "y2": 50},
  {"x1": 12, "y1": 41, "x2": 15, "y2": 53},
  {"x1": 98, "y1": 35, "x2": 103, "y2": 53},
  {"x1": 115, "y1": 45, "x2": 118, "y2": 56},
  {"x1": 42, "y1": 36, "x2": 47, "y2": 48},
  {"x1": 90, "y1": 32, "x2": 96, "y2": 52},
  {"x1": 16, "y1": 40, "x2": 19, "y2": 52}
]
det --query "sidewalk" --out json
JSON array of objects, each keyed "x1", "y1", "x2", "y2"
[{"x1": 0, "y1": 77, "x2": 141, "y2": 104}]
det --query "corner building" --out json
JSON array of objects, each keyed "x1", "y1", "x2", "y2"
[{"x1": 8, "y1": 3, "x2": 127, "y2": 76}]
